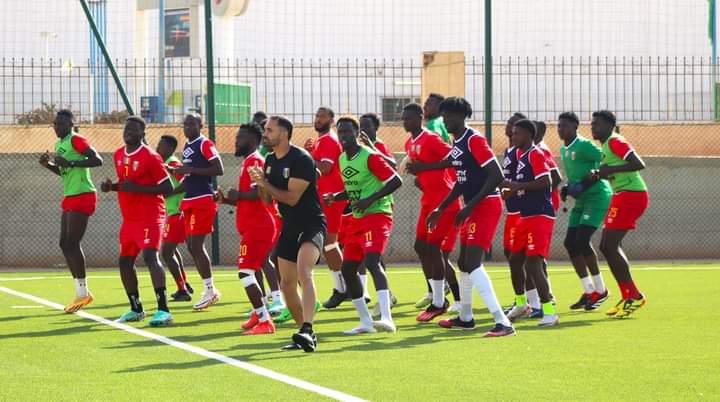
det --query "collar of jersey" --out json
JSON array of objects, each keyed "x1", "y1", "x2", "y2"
[
  {"x1": 124, "y1": 144, "x2": 146, "y2": 157},
  {"x1": 187, "y1": 135, "x2": 205, "y2": 145},
  {"x1": 411, "y1": 129, "x2": 428, "y2": 143},
  {"x1": 565, "y1": 135, "x2": 579, "y2": 149},
  {"x1": 454, "y1": 127, "x2": 472, "y2": 143},
  {"x1": 518, "y1": 144, "x2": 537, "y2": 159}
]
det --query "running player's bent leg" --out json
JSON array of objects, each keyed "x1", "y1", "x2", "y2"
[
  {"x1": 161, "y1": 242, "x2": 186, "y2": 292},
  {"x1": 61, "y1": 211, "x2": 91, "y2": 280},
  {"x1": 297, "y1": 241, "x2": 320, "y2": 325},
  {"x1": 461, "y1": 245, "x2": 512, "y2": 329},
  {"x1": 278, "y1": 258, "x2": 302, "y2": 325},
  {"x1": 142, "y1": 248, "x2": 169, "y2": 313}
]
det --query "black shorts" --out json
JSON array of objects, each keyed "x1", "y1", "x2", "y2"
[{"x1": 276, "y1": 220, "x2": 327, "y2": 263}]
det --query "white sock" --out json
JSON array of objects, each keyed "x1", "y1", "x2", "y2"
[
  {"x1": 580, "y1": 276, "x2": 595, "y2": 294},
  {"x1": 470, "y1": 266, "x2": 511, "y2": 327},
  {"x1": 360, "y1": 274, "x2": 370, "y2": 298},
  {"x1": 261, "y1": 295, "x2": 269, "y2": 305},
  {"x1": 352, "y1": 297, "x2": 373, "y2": 327},
  {"x1": 331, "y1": 271, "x2": 346, "y2": 293},
  {"x1": 271, "y1": 290, "x2": 282, "y2": 303},
  {"x1": 430, "y1": 279, "x2": 445, "y2": 308},
  {"x1": 254, "y1": 305, "x2": 270, "y2": 322},
  {"x1": 526, "y1": 288, "x2": 541, "y2": 310},
  {"x1": 74, "y1": 278, "x2": 88, "y2": 297},
  {"x1": 377, "y1": 289, "x2": 393, "y2": 322},
  {"x1": 592, "y1": 274, "x2": 606, "y2": 293},
  {"x1": 459, "y1": 273, "x2": 473, "y2": 322},
  {"x1": 203, "y1": 277, "x2": 215, "y2": 292}
]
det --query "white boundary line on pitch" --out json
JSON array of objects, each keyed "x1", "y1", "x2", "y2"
[
  {"x1": 0, "y1": 286, "x2": 367, "y2": 402},
  {"x1": 1, "y1": 265, "x2": 719, "y2": 282}
]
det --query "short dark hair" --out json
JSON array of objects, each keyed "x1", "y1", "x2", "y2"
[
  {"x1": 270, "y1": 115, "x2": 294, "y2": 139},
  {"x1": 252, "y1": 111, "x2": 267, "y2": 122},
  {"x1": 402, "y1": 102, "x2": 424, "y2": 115},
  {"x1": 336, "y1": 116, "x2": 360, "y2": 132},
  {"x1": 534, "y1": 120, "x2": 547, "y2": 134},
  {"x1": 56, "y1": 109, "x2": 74, "y2": 121},
  {"x1": 185, "y1": 113, "x2": 202, "y2": 125},
  {"x1": 558, "y1": 111, "x2": 579, "y2": 125},
  {"x1": 317, "y1": 106, "x2": 335, "y2": 118},
  {"x1": 159, "y1": 135, "x2": 178, "y2": 151},
  {"x1": 438, "y1": 97, "x2": 473, "y2": 118},
  {"x1": 513, "y1": 119, "x2": 537, "y2": 139},
  {"x1": 360, "y1": 113, "x2": 380, "y2": 129},
  {"x1": 428, "y1": 93, "x2": 445, "y2": 103},
  {"x1": 592, "y1": 110, "x2": 617, "y2": 128},
  {"x1": 126, "y1": 116, "x2": 146, "y2": 130},
  {"x1": 507, "y1": 112, "x2": 527, "y2": 124},
  {"x1": 239, "y1": 122, "x2": 263, "y2": 143}
]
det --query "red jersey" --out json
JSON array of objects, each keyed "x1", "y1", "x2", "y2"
[
  {"x1": 236, "y1": 151, "x2": 275, "y2": 231},
  {"x1": 405, "y1": 130, "x2": 455, "y2": 205},
  {"x1": 537, "y1": 141, "x2": 561, "y2": 210},
  {"x1": 311, "y1": 132, "x2": 345, "y2": 194},
  {"x1": 374, "y1": 139, "x2": 392, "y2": 159},
  {"x1": 114, "y1": 144, "x2": 170, "y2": 223}
]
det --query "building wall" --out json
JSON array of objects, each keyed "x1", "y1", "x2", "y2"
[{"x1": 1, "y1": 152, "x2": 717, "y2": 267}]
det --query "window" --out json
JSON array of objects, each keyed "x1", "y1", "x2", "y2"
[{"x1": 381, "y1": 97, "x2": 420, "y2": 122}]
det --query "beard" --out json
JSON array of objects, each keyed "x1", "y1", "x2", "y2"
[{"x1": 315, "y1": 122, "x2": 331, "y2": 134}]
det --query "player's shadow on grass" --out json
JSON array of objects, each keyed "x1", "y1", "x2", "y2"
[{"x1": 0, "y1": 322, "x2": 102, "y2": 340}]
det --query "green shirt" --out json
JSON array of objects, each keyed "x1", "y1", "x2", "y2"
[
  {"x1": 339, "y1": 146, "x2": 394, "y2": 219},
  {"x1": 560, "y1": 134, "x2": 611, "y2": 197},
  {"x1": 259, "y1": 144, "x2": 271, "y2": 157},
  {"x1": 54, "y1": 133, "x2": 96, "y2": 196},
  {"x1": 601, "y1": 134, "x2": 647, "y2": 193},
  {"x1": 164, "y1": 155, "x2": 185, "y2": 216},
  {"x1": 426, "y1": 117, "x2": 451, "y2": 144}
]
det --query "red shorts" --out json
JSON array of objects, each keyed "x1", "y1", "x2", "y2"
[
  {"x1": 503, "y1": 212, "x2": 522, "y2": 250},
  {"x1": 343, "y1": 213, "x2": 393, "y2": 262},
  {"x1": 604, "y1": 191, "x2": 649, "y2": 230},
  {"x1": 182, "y1": 202, "x2": 218, "y2": 236},
  {"x1": 417, "y1": 203, "x2": 460, "y2": 246},
  {"x1": 338, "y1": 213, "x2": 354, "y2": 246},
  {"x1": 237, "y1": 226, "x2": 276, "y2": 270},
  {"x1": 163, "y1": 214, "x2": 186, "y2": 244},
  {"x1": 440, "y1": 224, "x2": 459, "y2": 252},
  {"x1": 510, "y1": 215, "x2": 555, "y2": 258},
  {"x1": 61, "y1": 192, "x2": 97, "y2": 216},
  {"x1": 322, "y1": 200, "x2": 348, "y2": 235},
  {"x1": 120, "y1": 220, "x2": 163, "y2": 257},
  {"x1": 460, "y1": 196, "x2": 503, "y2": 251}
]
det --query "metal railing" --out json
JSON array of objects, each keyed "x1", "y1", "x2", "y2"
[{"x1": 2, "y1": 56, "x2": 717, "y2": 125}]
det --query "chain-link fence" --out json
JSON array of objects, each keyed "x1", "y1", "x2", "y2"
[
  {"x1": 3, "y1": 56, "x2": 719, "y2": 125},
  {"x1": 1, "y1": 119, "x2": 719, "y2": 267}
]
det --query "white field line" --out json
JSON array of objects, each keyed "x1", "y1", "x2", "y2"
[{"x1": 0, "y1": 286, "x2": 367, "y2": 402}]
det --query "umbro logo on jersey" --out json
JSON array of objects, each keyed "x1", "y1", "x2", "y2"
[
  {"x1": 342, "y1": 166, "x2": 360, "y2": 179},
  {"x1": 450, "y1": 147, "x2": 463, "y2": 159},
  {"x1": 183, "y1": 147, "x2": 195, "y2": 158}
]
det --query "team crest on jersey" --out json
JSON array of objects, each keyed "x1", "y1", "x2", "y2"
[
  {"x1": 183, "y1": 147, "x2": 195, "y2": 158},
  {"x1": 450, "y1": 147, "x2": 463, "y2": 160},
  {"x1": 283, "y1": 167, "x2": 290, "y2": 179},
  {"x1": 132, "y1": 161, "x2": 139, "y2": 171},
  {"x1": 265, "y1": 165, "x2": 271, "y2": 174},
  {"x1": 517, "y1": 161, "x2": 526, "y2": 171},
  {"x1": 502, "y1": 156, "x2": 512, "y2": 167},
  {"x1": 413, "y1": 144, "x2": 421, "y2": 155},
  {"x1": 571, "y1": 151, "x2": 576, "y2": 160}
]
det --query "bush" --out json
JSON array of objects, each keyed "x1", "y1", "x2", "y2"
[
  {"x1": 94, "y1": 110, "x2": 130, "y2": 124},
  {"x1": 15, "y1": 103, "x2": 68, "y2": 125}
]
